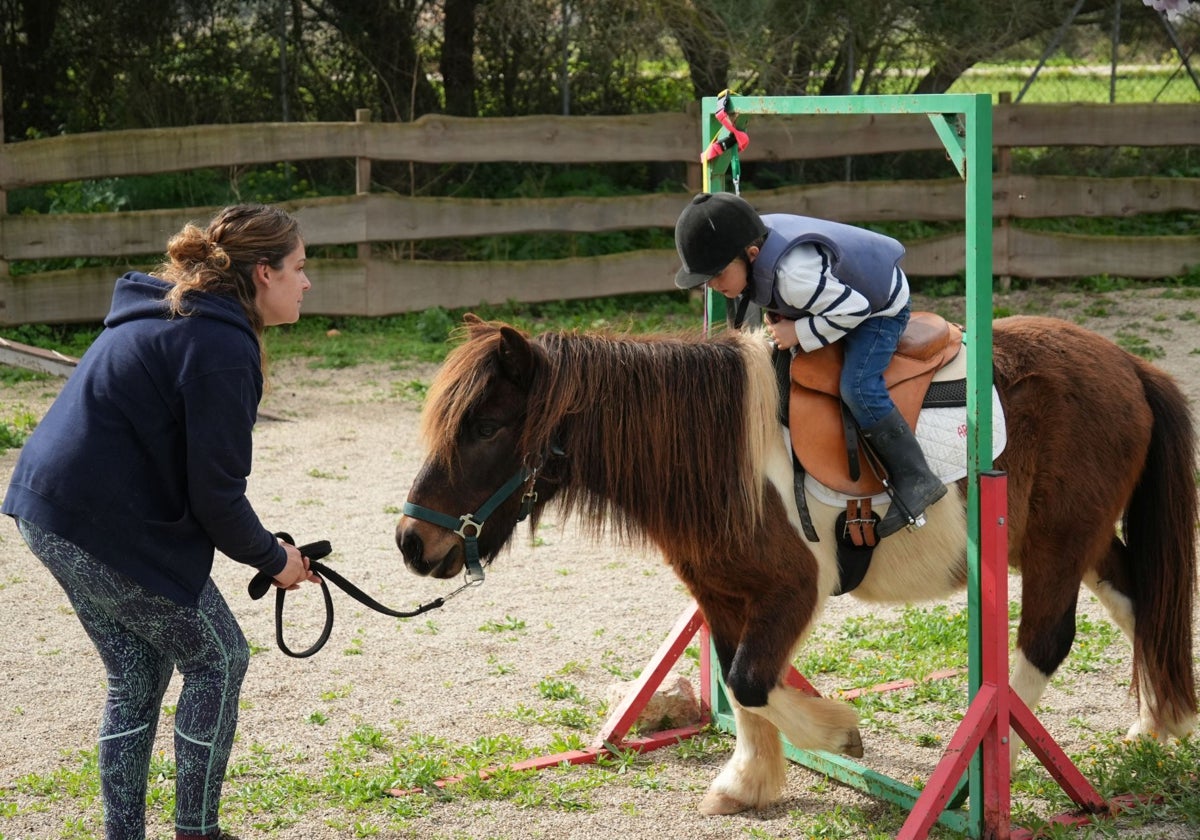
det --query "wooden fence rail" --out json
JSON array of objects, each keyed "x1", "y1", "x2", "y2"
[{"x1": 1, "y1": 103, "x2": 1198, "y2": 325}]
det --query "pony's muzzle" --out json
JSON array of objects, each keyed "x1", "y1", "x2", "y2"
[{"x1": 396, "y1": 517, "x2": 463, "y2": 579}]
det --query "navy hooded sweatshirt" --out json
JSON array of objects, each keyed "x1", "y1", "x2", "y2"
[{"x1": 3, "y1": 272, "x2": 287, "y2": 605}]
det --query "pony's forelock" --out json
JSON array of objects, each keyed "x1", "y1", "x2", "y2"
[{"x1": 419, "y1": 324, "x2": 506, "y2": 467}]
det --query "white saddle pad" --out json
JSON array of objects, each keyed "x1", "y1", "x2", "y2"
[{"x1": 802, "y1": 385, "x2": 1008, "y2": 508}]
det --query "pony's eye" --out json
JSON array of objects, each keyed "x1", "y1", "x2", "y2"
[{"x1": 474, "y1": 421, "x2": 500, "y2": 439}]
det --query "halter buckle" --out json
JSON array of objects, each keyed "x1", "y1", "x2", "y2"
[{"x1": 455, "y1": 513, "x2": 483, "y2": 540}]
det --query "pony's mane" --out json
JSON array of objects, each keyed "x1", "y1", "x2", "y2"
[
  {"x1": 421, "y1": 321, "x2": 780, "y2": 550},
  {"x1": 530, "y1": 327, "x2": 778, "y2": 550}
]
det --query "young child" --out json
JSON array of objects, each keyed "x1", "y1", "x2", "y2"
[{"x1": 673, "y1": 191, "x2": 946, "y2": 536}]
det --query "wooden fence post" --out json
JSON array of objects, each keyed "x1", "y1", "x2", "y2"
[
  {"x1": 0, "y1": 66, "x2": 9, "y2": 323},
  {"x1": 685, "y1": 101, "x2": 702, "y2": 193},
  {"x1": 996, "y1": 92, "x2": 1012, "y2": 294},
  {"x1": 356, "y1": 108, "x2": 372, "y2": 262}
]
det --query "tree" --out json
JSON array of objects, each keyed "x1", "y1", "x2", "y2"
[
  {"x1": 304, "y1": 0, "x2": 441, "y2": 121},
  {"x1": 441, "y1": 0, "x2": 481, "y2": 116},
  {"x1": 1, "y1": 0, "x2": 65, "y2": 139}
]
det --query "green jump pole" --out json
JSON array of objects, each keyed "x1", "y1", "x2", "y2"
[{"x1": 700, "y1": 92, "x2": 995, "y2": 838}]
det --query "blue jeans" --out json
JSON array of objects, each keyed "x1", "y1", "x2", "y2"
[
  {"x1": 839, "y1": 305, "x2": 910, "y2": 428},
  {"x1": 16, "y1": 518, "x2": 248, "y2": 840}
]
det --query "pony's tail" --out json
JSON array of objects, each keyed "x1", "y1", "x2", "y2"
[{"x1": 1124, "y1": 361, "x2": 1197, "y2": 729}]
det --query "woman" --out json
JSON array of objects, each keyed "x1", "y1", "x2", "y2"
[{"x1": 3, "y1": 204, "x2": 322, "y2": 840}]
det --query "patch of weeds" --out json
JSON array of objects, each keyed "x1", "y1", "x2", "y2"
[
  {"x1": 594, "y1": 746, "x2": 640, "y2": 775},
  {"x1": 479, "y1": 615, "x2": 527, "y2": 635},
  {"x1": 788, "y1": 803, "x2": 896, "y2": 839},
  {"x1": 306, "y1": 467, "x2": 348, "y2": 480},
  {"x1": 798, "y1": 605, "x2": 974, "y2": 691},
  {"x1": 1061, "y1": 612, "x2": 1121, "y2": 675},
  {"x1": 487, "y1": 654, "x2": 515, "y2": 675},
  {"x1": 629, "y1": 767, "x2": 666, "y2": 791},
  {"x1": 673, "y1": 728, "x2": 729, "y2": 761},
  {"x1": 1014, "y1": 734, "x2": 1200, "y2": 836},
  {"x1": 599, "y1": 649, "x2": 638, "y2": 681},
  {"x1": 320, "y1": 684, "x2": 353, "y2": 702},
  {"x1": 455, "y1": 764, "x2": 536, "y2": 801},
  {"x1": 14, "y1": 748, "x2": 101, "y2": 800},
  {"x1": 460, "y1": 733, "x2": 528, "y2": 765},
  {"x1": 1076, "y1": 275, "x2": 1137, "y2": 294},
  {"x1": 536, "y1": 676, "x2": 585, "y2": 703},
  {"x1": 223, "y1": 745, "x2": 322, "y2": 828},
  {"x1": 1114, "y1": 329, "x2": 1166, "y2": 360},
  {"x1": 547, "y1": 731, "x2": 587, "y2": 753},
  {"x1": 412, "y1": 618, "x2": 439, "y2": 635},
  {"x1": 392, "y1": 379, "x2": 429, "y2": 402},
  {"x1": 0, "y1": 409, "x2": 39, "y2": 452},
  {"x1": 1161, "y1": 287, "x2": 1200, "y2": 300},
  {"x1": 0, "y1": 366, "x2": 52, "y2": 386},
  {"x1": 512, "y1": 703, "x2": 597, "y2": 730},
  {"x1": 346, "y1": 723, "x2": 393, "y2": 752}
]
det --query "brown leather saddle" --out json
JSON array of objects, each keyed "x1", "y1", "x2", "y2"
[{"x1": 789, "y1": 311, "x2": 964, "y2": 499}]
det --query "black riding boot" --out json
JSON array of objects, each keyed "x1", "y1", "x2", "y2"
[{"x1": 861, "y1": 408, "x2": 947, "y2": 538}]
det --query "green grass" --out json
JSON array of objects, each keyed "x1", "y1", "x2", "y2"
[
  {"x1": 0, "y1": 291, "x2": 704, "y2": 373},
  {"x1": 0, "y1": 408, "x2": 38, "y2": 453},
  {"x1": 946, "y1": 64, "x2": 1200, "y2": 104},
  {"x1": 264, "y1": 291, "x2": 705, "y2": 368},
  {"x1": 8, "y1": 632, "x2": 1196, "y2": 840}
]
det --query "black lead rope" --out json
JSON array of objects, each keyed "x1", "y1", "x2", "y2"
[{"x1": 248, "y1": 533, "x2": 477, "y2": 658}]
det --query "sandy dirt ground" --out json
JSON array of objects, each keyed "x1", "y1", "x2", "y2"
[{"x1": 1, "y1": 284, "x2": 1199, "y2": 840}]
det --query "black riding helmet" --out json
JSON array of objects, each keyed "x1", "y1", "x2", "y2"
[{"x1": 673, "y1": 192, "x2": 768, "y2": 289}]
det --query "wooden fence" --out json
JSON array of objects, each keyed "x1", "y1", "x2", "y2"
[{"x1": 1, "y1": 103, "x2": 1198, "y2": 325}]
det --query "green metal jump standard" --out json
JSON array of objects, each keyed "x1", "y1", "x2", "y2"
[{"x1": 698, "y1": 93, "x2": 1114, "y2": 839}]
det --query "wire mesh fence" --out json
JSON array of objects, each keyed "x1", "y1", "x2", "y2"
[{"x1": 950, "y1": 2, "x2": 1200, "y2": 103}]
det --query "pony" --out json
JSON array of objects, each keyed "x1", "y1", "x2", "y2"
[{"x1": 395, "y1": 312, "x2": 1197, "y2": 816}]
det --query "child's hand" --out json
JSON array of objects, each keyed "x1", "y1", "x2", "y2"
[{"x1": 766, "y1": 316, "x2": 798, "y2": 351}]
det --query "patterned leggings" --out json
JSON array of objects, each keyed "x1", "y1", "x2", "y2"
[{"x1": 18, "y1": 519, "x2": 248, "y2": 840}]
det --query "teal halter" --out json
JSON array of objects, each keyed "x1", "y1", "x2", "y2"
[{"x1": 402, "y1": 465, "x2": 537, "y2": 582}]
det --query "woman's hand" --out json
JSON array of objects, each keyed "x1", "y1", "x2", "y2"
[{"x1": 272, "y1": 540, "x2": 322, "y2": 590}]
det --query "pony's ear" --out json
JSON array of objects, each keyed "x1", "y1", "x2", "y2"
[
  {"x1": 497, "y1": 326, "x2": 535, "y2": 389},
  {"x1": 462, "y1": 312, "x2": 488, "y2": 336}
]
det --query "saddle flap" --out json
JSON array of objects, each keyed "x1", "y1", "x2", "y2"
[
  {"x1": 789, "y1": 312, "x2": 963, "y2": 497},
  {"x1": 790, "y1": 311, "x2": 954, "y2": 395}
]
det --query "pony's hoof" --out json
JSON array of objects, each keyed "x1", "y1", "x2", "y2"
[
  {"x1": 842, "y1": 728, "x2": 864, "y2": 758},
  {"x1": 699, "y1": 791, "x2": 751, "y2": 816}
]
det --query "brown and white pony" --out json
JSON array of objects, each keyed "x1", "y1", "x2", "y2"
[{"x1": 395, "y1": 313, "x2": 1197, "y2": 816}]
